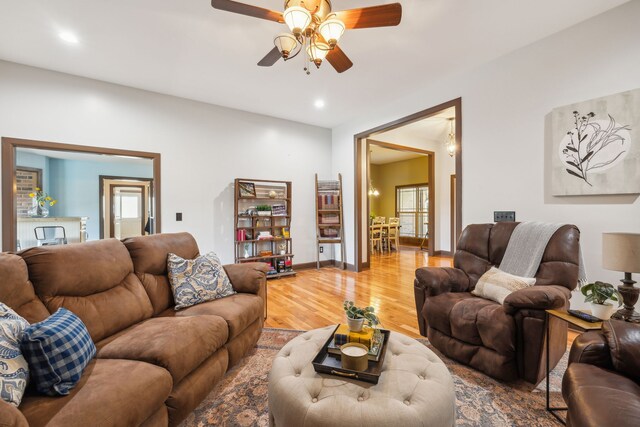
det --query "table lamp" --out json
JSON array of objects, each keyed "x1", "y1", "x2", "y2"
[{"x1": 603, "y1": 233, "x2": 640, "y2": 323}]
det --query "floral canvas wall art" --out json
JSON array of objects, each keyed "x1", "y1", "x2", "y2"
[{"x1": 549, "y1": 89, "x2": 640, "y2": 196}]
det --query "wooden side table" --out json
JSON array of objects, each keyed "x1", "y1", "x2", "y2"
[{"x1": 545, "y1": 309, "x2": 603, "y2": 425}]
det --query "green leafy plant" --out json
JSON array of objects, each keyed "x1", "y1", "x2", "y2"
[
  {"x1": 256, "y1": 205, "x2": 272, "y2": 212},
  {"x1": 343, "y1": 301, "x2": 379, "y2": 327},
  {"x1": 581, "y1": 281, "x2": 623, "y2": 306}
]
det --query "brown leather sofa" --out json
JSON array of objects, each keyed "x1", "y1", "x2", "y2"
[
  {"x1": 0, "y1": 232, "x2": 268, "y2": 427},
  {"x1": 414, "y1": 222, "x2": 580, "y2": 383},
  {"x1": 562, "y1": 320, "x2": 640, "y2": 427}
]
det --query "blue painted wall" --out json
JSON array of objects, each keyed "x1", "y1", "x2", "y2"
[
  {"x1": 16, "y1": 151, "x2": 153, "y2": 241},
  {"x1": 49, "y1": 159, "x2": 153, "y2": 240},
  {"x1": 16, "y1": 151, "x2": 50, "y2": 190}
]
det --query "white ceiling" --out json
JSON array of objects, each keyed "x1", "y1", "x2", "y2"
[{"x1": 0, "y1": 0, "x2": 628, "y2": 128}]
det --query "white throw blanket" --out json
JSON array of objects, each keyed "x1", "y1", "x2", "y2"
[{"x1": 499, "y1": 222, "x2": 587, "y2": 284}]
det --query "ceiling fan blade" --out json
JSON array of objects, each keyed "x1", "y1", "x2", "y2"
[
  {"x1": 335, "y1": 3, "x2": 402, "y2": 29},
  {"x1": 326, "y1": 45, "x2": 353, "y2": 73},
  {"x1": 258, "y1": 47, "x2": 282, "y2": 67},
  {"x1": 211, "y1": 0, "x2": 283, "y2": 23}
]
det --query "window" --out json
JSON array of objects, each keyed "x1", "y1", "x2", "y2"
[{"x1": 396, "y1": 185, "x2": 428, "y2": 239}]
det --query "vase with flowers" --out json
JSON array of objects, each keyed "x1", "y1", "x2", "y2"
[{"x1": 27, "y1": 188, "x2": 57, "y2": 218}]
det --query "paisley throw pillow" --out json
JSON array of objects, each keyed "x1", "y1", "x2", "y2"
[
  {"x1": 168, "y1": 252, "x2": 235, "y2": 310},
  {"x1": 0, "y1": 302, "x2": 30, "y2": 406}
]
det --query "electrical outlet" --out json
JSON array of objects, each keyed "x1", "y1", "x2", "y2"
[
  {"x1": 176, "y1": 212, "x2": 182, "y2": 221},
  {"x1": 319, "y1": 246, "x2": 324, "y2": 253},
  {"x1": 494, "y1": 211, "x2": 516, "y2": 222}
]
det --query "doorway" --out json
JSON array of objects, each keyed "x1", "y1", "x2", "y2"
[
  {"x1": 354, "y1": 98, "x2": 462, "y2": 272},
  {"x1": 100, "y1": 176, "x2": 153, "y2": 239},
  {"x1": 368, "y1": 141, "x2": 434, "y2": 252}
]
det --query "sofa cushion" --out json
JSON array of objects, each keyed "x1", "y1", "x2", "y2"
[
  {"x1": 19, "y1": 358, "x2": 172, "y2": 427},
  {"x1": 159, "y1": 293, "x2": 263, "y2": 340},
  {"x1": 424, "y1": 292, "x2": 516, "y2": 355},
  {"x1": 19, "y1": 239, "x2": 154, "y2": 343},
  {"x1": 123, "y1": 232, "x2": 200, "y2": 315},
  {"x1": 95, "y1": 315, "x2": 228, "y2": 383},
  {"x1": 0, "y1": 302, "x2": 30, "y2": 406},
  {"x1": 603, "y1": 319, "x2": 640, "y2": 383},
  {"x1": 0, "y1": 253, "x2": 50, "y2": 324},
  {"x1": 21, "y1": 308, "x2": 96, "y2": 396},
  {"x1": 562, "y1": 363, "x2": 640, "y2": 427},
  {"x1": 168, "y1": 252, "x2": 235, "y2": 310}
]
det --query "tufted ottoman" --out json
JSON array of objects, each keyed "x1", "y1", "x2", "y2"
[{"x1": 268, "y1": 325, "x2": 455, "y2": 427}]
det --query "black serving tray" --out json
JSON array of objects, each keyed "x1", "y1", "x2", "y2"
[{"x1": 311, "y1": 325, "x2": 391, "y2": 384}]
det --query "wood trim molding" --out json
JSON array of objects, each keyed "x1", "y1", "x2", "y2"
[
  {"x1": 2, "y1": 137, "x2": 161, "y2": 252},
  {"x1": 433, "y1": 250, "x2": 453, "y2": 257},
  {"x1": 353, "y1": 98, "x2": 462, "y2": 272},
  {"x1": 294, "y1": 260, "x2": 356, "y2": 271}
]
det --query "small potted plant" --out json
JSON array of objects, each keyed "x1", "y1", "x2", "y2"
[
  {"x1": 581, "y1": 281, "x2": 623, "y2": 320},
  {"x1": 343, "y1": 300, "x2": 379, "y2": 332},
  {"x1": 256, "y1": 205, "x2": 272, "y2": 217}
]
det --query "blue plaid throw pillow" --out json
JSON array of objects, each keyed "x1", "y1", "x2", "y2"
[{"x1": 20, "y1": 308, "x2": 96, "y2": 396}]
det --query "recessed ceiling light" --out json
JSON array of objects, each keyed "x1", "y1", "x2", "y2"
[
  {"x1": 314, "y1": 99, "x2": 325, "y2": 109},
  {"x1": 58, "y1": 31, "x2": 79, "y2": 44}
]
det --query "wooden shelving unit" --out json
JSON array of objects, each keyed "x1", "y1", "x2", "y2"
[
  {"x1": 315, "y1": 173, "x2": 346, "y2": 269},
  {"x1": 234, "y1": 178, "x2": 295, "y2": 279}
]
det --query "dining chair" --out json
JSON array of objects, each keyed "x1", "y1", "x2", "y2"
[
  {"x1": 370, "y1": 223, "x2": 383, "y2": 254},
  {"x1": 389, "y1": 217, "x2": 400, "y2": 225},
  {"x1": 387, "y1": 224, "x2": 400, "y2": 251},
  {"x1": 34, "y1": 226, "x2": 68, "y2": 246}
]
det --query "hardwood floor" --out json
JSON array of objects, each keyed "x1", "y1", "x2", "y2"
[
  {"x1": 264, "y1": 246, "x2": 449, "y2": 338},
  {"x1": 265, "y1": 246, "x2": 580, "y2": 346}
]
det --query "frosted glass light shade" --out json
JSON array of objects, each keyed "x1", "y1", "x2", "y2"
[
  {"x1": 307, "y1": 42, "x2": 330, "y2": 64},
  {"x1": 319, "y1": 18, "x2": 345, "y2": 47},
  {"x1": 283, "y1": 6, "x2": 312, "y2": 36},
  {"x1": 274, "y1": 33, "x2": 298, "y2": 58}
]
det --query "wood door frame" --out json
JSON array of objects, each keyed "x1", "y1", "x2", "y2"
[
  {"x1": 394, "y1": 181, "x2": 431, "y2": 247},
  {"x1": 100, "y1": 178, "x2": 152, "y2": 238},
  {"x1": 2, "y1": 137, "x2": 161, "y2": 251},
  {"x1": 450, "y1": 174, "x2": 456, "y2": 254},
  {"x1": 354, "y1": 97, "x2": 462, "y2": 272}
]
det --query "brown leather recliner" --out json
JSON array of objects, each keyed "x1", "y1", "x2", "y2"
[
  {"x1": 562, "y1": 320, "x2": 640, "y2": 427},
  {"x1": 414, "y1": 222, "x2": 580, "y2": 383}
]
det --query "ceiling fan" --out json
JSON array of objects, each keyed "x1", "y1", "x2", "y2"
[{"x1": 210, "y1": 1, "x2": 402, "y2": 74}]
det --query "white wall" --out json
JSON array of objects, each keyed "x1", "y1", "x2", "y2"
[
  {"x1": 333, "y1": 2, "x2": 640, "y2": 307},
  {"x1": 0, "y1": 60, "x2": 332, "y2": 265}
]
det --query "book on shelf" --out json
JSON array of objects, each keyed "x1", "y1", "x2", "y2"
[
  {"x1": 271, "y1": 204, "x2": 286, "y2": 216},
  {"x1": 282, "y1": 227, "x2": 290, "y2": 238}
]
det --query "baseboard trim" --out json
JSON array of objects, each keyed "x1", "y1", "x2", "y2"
[
  {"x1": 294, "y1": 260, "x2": 351, "y2": 271},
  {"x1": 433, "y1": 250, "x2": 453, "y2": 257}
]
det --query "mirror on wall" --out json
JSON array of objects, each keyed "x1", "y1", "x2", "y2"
[{"x1": 2, "y1": 138, "x2": 161, "y2": 252}]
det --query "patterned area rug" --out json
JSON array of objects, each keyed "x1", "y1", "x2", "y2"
[{"x1": 181, "y1": 328, "x2": 567, "y2": 427}]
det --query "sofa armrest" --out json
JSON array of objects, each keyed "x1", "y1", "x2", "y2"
[
  {"x1": 568, "y1": 330, "x2": 613, "y2": 369},
  {"x1": 0, "y1": 400, "x2": 28, "y2": 427},
  {"x1": 603, "y1": 319, "x2": 640, "y2": 382},
  {"x1": 414, "y1": 267, "x2": 470, "y2": 296},
  {"x1": 503, "y1": 285, "x2": 571, "y2": 314},
  {"x1": 224, "y1": 262, "x2": 269, "y2": 295}
]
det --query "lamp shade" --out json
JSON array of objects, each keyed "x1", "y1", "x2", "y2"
[
  {"x1": 274, "y1": 33, "x2": 298, "y2": 58},
  {"x1": 603, "y1": 233, "x2": 640, "y2": 273},
  {"x1": 319, "y1": 18, "x2": 345, "y2": 47},
  {"x1": 283, "y1": 6, "x2": 312, "y2": 36},
  {"x1": 307, "y1": 42, "x2": 330, "y2": 64}
]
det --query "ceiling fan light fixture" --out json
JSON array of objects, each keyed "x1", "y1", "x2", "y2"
[
  {"x1": 318, "y1": 18, "x2": 345, "y2": 48},
  {"x1": 283, "y1": 6, "x2": 312, "y2": 37},
  {"x1": 307, "y1": 42, "x2": 330, "y2": 68},
  {"x1": 274, "y1": 33, "x2": 298, "y2": 58}
]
